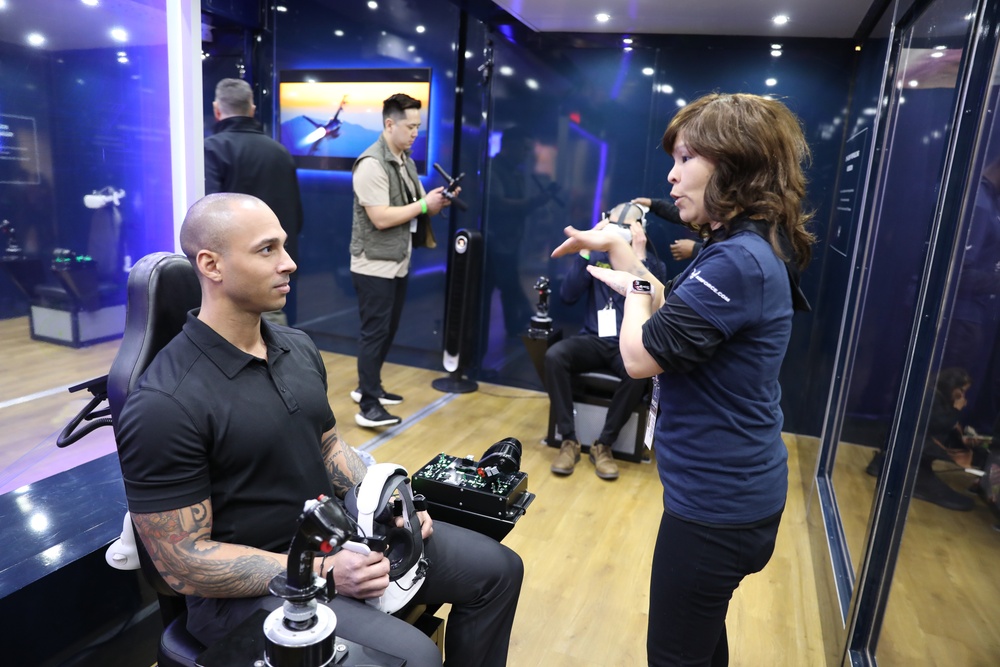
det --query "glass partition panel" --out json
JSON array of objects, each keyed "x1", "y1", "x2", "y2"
[
  {"x1": 0, "y1": 0, "x2": 172, "y2": 491},
  {"x1": 831, "y1": 0, "x2": 978, "y2": 579},
  {"x1": 877, "y1": 13, "x2": 1000, "y2": 662}
]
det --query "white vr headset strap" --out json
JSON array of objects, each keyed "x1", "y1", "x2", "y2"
[{"x1": 353, "y1": 463, "x2": 425, "y2": 614}]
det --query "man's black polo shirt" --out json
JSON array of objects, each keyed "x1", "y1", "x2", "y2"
[{"x1": 117, "y1": 311, "x2": 337, "y2": 553}]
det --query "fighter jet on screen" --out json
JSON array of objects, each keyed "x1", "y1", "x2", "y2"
[{"x1": 301, "y1": 95, "x2": 348, "y2": 155}]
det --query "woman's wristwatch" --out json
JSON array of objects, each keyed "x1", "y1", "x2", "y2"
[{"x1": 626, "y1": 279, "x2": 653, "y2": 296}]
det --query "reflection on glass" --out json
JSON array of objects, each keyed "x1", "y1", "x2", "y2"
[
  {"x1": 878, "y1": 3, "x2": 1000, "y2": 662},
  {"x1": 831, "y1": 0, "x2": 977, "y2": 585},
  {"x1": 479, "y1": 39, "x2": 573, "y2": 383},
  {"x1": 0, "y1": 1, "x2": 170, "y2": 489}
]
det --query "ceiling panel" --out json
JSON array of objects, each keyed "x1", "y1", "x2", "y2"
[{"x1": 493, "y1": 0, "x2": 875, "y2": 39}]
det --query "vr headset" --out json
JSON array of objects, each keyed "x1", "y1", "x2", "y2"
[
  {"x1": 600, "y1": 201, "x2": 649, "y2": 244},
  {"x1": 343, "y1": 463, "x2": 428, "y2": 613}
]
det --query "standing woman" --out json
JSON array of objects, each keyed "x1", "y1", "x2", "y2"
[{"x1": 552, "y1": 93, "x2": 815, "y2": 666}]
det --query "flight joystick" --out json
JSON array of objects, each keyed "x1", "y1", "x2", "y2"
[{"x1": 263, "y1": 495, "x2": 353, "y2": 667}]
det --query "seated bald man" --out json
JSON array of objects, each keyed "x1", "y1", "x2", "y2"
[{"x1": 117, "y1": 193, "x2": 523, "y2": 667}]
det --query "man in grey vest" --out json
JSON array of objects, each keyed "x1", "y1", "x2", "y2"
[{"x1": 349, "y1": 93, "x2": 453, "y2": 427}]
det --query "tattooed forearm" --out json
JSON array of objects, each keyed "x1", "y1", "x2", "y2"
[
  {"x1": 321, "y1": 427, "x2": 368, "y2": 497},
  {"x1": 132, "y1": 505, "x2": 285, "y2": 598}
]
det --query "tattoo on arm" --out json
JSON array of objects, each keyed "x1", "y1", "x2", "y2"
[
  {"x1": 321, "y1": 427, "x2": 369, "y2": 497},
  {"x1": 132, "y1": 505, "x2": 283, "y2": 598}
]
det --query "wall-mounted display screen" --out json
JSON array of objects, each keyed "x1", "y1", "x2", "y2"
[{"x1": 278, "y1": 68, "x2": 431, "y2": 173}]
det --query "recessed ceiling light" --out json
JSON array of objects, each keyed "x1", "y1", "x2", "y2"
[
  {"x1": 660, "y1": 84, "x2": 674, "y2": 94},
  {"x1": 908, "y1": 80, "x2": 918, "y2": 87},
  {"x1": 623, "y1": 38, "x2": 633, "y2": 45},
  {"x1": 82, "y1": 0, "x2": 99, "y2": 6},
  {"x1": 499, "y1": 65, "x2": 514, "y2": 76},
  {"x1": 596, "y1": 13, "x2": 610, "y2": 23},
  {"x1": 368, "y1": 1, "x2": 378, "y2": 8},
  {"x1": 765, "y1": 78, "x2": 778, "y2": 86},
  {"x1": 934, "y1": 44, "x2": 946, "y2": 50},
  {"x1": 416, "y1": 25, "x2": 425, "y2": 33},
  {"x1": 676, "y1": 98, "x2": 686, "y2": 107},
  {"x1": 771, "y1": 50, "x2": 782, "y2": 57},
  {"x1": 624, "y1": 46, "x2": 632, "y2": 52},
  {"x1": 334, "y1": 29, "x2": 344, "y2": 37},
  {"x1": 118, "y1": 56, "x2": 129, "y2": 64},
  {"x1": 931, "y1": 52, "x2": 944, "y2": 58},
  {"x1": 526, "y1": 79, "x2": 539, "y2": 90},
  {"x1": 27, "y1": 32, "x2": 45, "y2": 47},
  {"x1": 110, "y1": 27, "x2": 128, "y2": 42},
  {"x1": 0, "y1": 0, "x2": 8, "y2": 9},
  {"x1": 773, "y1": 15, "x2": 789, "y2": 26},
  {"x1": 771, "y1": 43, "x2": 782, "y2": 50},
  {"x1": 276, "y1": 5, "x2": 287, "y2": 12},
  {"x1": 407, "y1": 45, "x2": 415, "y2": 52},
  {"x1": 642, "y1": 67, "x2": 654, "y2": 76}
]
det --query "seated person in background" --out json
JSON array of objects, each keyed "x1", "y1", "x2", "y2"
[
  {"x1": 116, "y1": 193, "x2": 523, "y2": 667},
  {"x1": 916, "y1": 366, "x2": 989, "y2": 511},
  {"x1": 632, "y1": 195, "x2": 703, "y2": 261},
  {"x1": 923, "y1": 367, "x2": 987, "y2": 469},
  {"x1": 868, "y1": 366, "x2": 986, "y2": 511},
  {"x1": 546, "y1": 202, "x2": 667, "y2": 480}
]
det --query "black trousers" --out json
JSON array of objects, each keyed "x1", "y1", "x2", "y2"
[
  {"x1": 186, "y1": 522, "x2": 524, "y2": 667},
  {"x1": 351, "y1": 271, "x2": 408, "y2": 411},
  {"x1": 647, "y1": 510, "x2": 782, "y2": 666},
  {"x1": 544, "y1": 334, "x2": 648, "y2": 444}
]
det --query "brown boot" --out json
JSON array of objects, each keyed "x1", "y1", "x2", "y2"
[
  {"x1": 551, "y1": 439, "x2": 581, "y2": 475},
  {"x1": 589, "y1": 442, "x2": 619, "y2": 480}
]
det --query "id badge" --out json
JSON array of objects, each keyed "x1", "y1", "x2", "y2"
[
  {"x1": 597, "y1": 307, "x2": 617, "y2": 337},
  {"x1": 410, "y1": 217, "x2": 418, "y2": 232},
  {"x1": 644, "y1": 375, "x2": 660, "y2": 449}
]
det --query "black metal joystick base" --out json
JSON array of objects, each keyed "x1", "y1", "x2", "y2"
[{"x1": 263, "y1": 600, "x2": 337, "y2": 667}]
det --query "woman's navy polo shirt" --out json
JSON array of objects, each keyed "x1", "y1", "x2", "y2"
[{"x1": 643, "y1": 229, "x2": 792, "y2": 525}]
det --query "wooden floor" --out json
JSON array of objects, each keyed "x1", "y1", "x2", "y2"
[{"x1": 3, "y1": 315, "x2": 998, "y2": 665}]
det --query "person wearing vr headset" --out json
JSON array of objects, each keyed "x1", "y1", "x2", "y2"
[
  {"x1": 631, "y1": 195, "x2": 704, "y2": 263},
  {"x1": 552, "y1": 93, "x2": 814, "y2": 666},
  {"x1": 118, "y1": 193, "x2": 522, "y2": 667},
  {"x1": 547, "y1": 201, "x2": 667, "y2": 480}
]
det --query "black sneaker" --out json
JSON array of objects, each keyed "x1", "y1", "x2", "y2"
[
  {"x1": 355, "y1": 404, "x2": 402, "y2": 428},
  {"x1": 913, "y1": 460, "x2": 974, "y2": 511},
  {"x1": 350, "y1": 388, "x2": 404, "y2": 406},
  {"x1": 865, "y1": 450, "x2": 885, "y2": 478}
]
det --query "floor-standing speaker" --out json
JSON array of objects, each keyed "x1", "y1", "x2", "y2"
[{"x1": 432, "y1": 229, "x2": 482, "y2": 393}]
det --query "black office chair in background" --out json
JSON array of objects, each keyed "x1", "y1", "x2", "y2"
[
  {"x1": 108, "y1": 252, "x2": 204, "y2": 667},
  {"x1": 59, "y1": 252, "x2": 205, "y2": 666}
]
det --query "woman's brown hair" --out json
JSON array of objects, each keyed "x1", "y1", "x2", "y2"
[{"x1": 662, "y1": 93, "x2": 816, "y2": 268}]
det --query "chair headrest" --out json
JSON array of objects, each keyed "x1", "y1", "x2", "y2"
[{"x1": 108, "y1": 253, "x2": 201, "y2": 430}]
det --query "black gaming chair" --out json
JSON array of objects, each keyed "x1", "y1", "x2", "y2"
[{"x1": 106, "y1": 252, "x2": 204, "y2": 667}]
